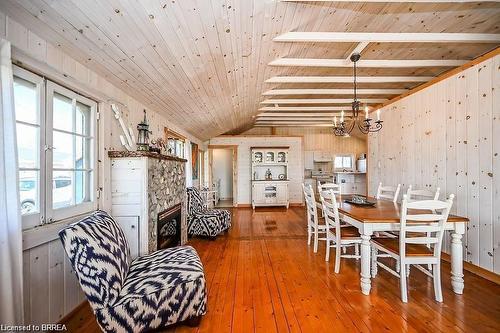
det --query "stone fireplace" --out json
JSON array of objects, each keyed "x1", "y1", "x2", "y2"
[
  {"x1": 109, "y1": 151, "x2": 187, "y2": 255},
  {"x1": 157, "y1": 203, "x2": 182, "y2": 249}
]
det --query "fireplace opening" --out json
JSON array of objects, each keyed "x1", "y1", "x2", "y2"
[{"x1": 157, "y1": 203, "x2": 182, "y2": 250}]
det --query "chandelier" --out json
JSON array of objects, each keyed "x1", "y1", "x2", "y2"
[{"x1": 333, "y1": 53, "x2": 383, "y2": 136}]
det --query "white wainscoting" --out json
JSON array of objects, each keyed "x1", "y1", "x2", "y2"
[
  {"x1": 368, "y1": 54, "x2": 500, "y2": 273},
  {"x1": 23, "y1": 239, "x2": 85, "y2": 325}
]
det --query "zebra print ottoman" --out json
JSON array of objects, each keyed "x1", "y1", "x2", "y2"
[{"x1": 59, "y1": 210, "x2": 207, "y2": 332}]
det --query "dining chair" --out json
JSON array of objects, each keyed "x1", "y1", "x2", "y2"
[
  {"x1": 406, "y1": 185, "x2": 441, "y2": 272},
  {"x1": 317, "y1": 182, "x2": 341, "y2": 218},
  {"x1": 321, "y1": 190, "x2": 361, "y2": 272},
  {"x1": 318, "y1": 182, "x2": 341, "y2": 196},
  {"x1": 370, "y1": 194, "x2": 454, "y2": 302},
  {"x1": 302, "y1": 183, "x2": 328, "y2": 253},
  {"x1": 406, "y1": 185, "x2": 440, "y2": 201},
  {"x1": 376, "y1": 182, "x2": 401, "y2": 203}
]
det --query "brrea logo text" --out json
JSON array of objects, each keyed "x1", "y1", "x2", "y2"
[{"x1": 0, "y1": 324, "x2": 67, "y2": 332}]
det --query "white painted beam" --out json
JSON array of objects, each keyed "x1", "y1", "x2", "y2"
[
  {"x1": 259, "y1": 106, "x2": 347, "y2": 111},
  {"x1": 257, "y1": 117, "x2": 336, "y2": 121},
  {"x1": 274, "y1": 32, "x2": 500, "y2": 43},
  {"x1": 269, "y1": 58, "x2": 467, "y2": 67},
  {"x1": 266, "y1": 76, "x2": 433, "y2": 83},
  {"x1": 261, "y1": 98, "x2": 387, "y2": 104},
  {"x1": 254, "y1": 123, "x2": 332, "y2": 127},
  {"x1": 281, "y1": 0, "x2": 500, "y2": 3},
  {"x1": 262, "y1": 88, "x2": 406, "y2": 95},
  {"x1": 258, "y1": 112, "x2": 342, "y2": 117}
]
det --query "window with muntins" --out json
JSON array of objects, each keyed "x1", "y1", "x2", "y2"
[{"x1": 13, "y1": 66, "x2": 98, "y2": 229}]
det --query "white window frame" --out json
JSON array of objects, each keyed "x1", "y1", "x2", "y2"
[
  {"x1": 13, "y1": 65, "x2": 98, "y2": 228},
  {"x1": 13, "y1": 66, "x2": 45, "y2": 229},
  {"x1": 334, "y1": 154, "x2": 355, "y2": 171},
  {"x1": 46, "y1": 81, "x2": 98, "y2": 222}
]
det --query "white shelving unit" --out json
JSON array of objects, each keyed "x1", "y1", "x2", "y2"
[{"x1": 251, "y1": 147, "x2": 290, "y2": 209}]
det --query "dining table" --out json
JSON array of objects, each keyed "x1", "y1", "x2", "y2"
[{"x1": 318, "y1": 195, "x2": 469, "y2": 296}]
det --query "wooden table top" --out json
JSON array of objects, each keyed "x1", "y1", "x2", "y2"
[{"x1": 320, "y1": 196, "x2": 469, "y2": 224}]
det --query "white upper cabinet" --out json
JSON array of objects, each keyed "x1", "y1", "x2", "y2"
[
  {"x1": 313, "y1": 151, "x2": 332, "y2": 162},
  {"x1": 304, "y1": 151, "x2": 314, "y2": 169}
]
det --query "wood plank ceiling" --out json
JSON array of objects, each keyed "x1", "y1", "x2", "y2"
[{"x1": 1, "y1": 1, "x2": 499, "y2": 140}]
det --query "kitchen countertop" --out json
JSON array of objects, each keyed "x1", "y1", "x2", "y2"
[{"x1": 252, "y1": 179, "x2": 290, "y2": 182}]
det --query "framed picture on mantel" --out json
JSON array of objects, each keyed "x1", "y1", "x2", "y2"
[{"x1": 191, "y1": 142, "x2": 199, "y2": 180}]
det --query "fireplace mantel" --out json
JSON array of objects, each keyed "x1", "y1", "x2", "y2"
[
  {"x1": 108, "y1": 150, "x2": 187, "y2": 162},
  {"x1": 109, "y1": 153, "x2": 187, "y2": 257}
]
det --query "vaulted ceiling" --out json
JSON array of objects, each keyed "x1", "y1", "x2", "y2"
[{"x1": 1, "y1": 0, "x2": 499, "y2": 140}]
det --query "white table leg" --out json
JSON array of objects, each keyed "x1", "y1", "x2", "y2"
[
  {"x1": 360, "y1": 233, "x2": 373, "y2": 295},
  {"x1": 450, "y1": 231, "x2": 465, "y2": 294}
]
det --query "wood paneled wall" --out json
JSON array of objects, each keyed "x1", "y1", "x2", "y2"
[
  {"x1": 368, "y1": 54, "x2": 500, "y2": 273},
  {"x1": 0, "y1": 12, "x2": 204, "y2": 323},
  {"x1": 243, "y1": 127, "x2": 367, "y2": 157}
]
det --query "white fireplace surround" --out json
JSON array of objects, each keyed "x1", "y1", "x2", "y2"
[{"x1": 109, "y1": 151, "x2": 188, "y2": 258}]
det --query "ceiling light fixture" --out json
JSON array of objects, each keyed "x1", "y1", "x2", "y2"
[{"x1": 333, "y1": 53, "x2": 383, "y2": 136}]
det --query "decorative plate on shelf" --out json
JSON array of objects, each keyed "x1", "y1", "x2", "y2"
[{"x1": 344, "y1": 196, "x2": 376, "y2": 206}]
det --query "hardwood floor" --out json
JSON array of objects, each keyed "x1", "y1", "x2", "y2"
[{"x1": 63, "y1": 207, "x2": 500, "y2": 333}]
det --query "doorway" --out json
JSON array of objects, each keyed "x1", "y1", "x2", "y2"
[{"x1": 208, "y1": 145, "x2": 237, "y2": 207}]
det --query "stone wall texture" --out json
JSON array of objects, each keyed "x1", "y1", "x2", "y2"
[{"x1": 147, "y1": 158, "x2": 187, "y2": 252}]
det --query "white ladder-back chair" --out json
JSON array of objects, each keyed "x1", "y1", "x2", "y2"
[
  {"x1": 371, "y1": 194, "x2": 454, "y2": 302},
  {"x1": 318, "y1": 182, "x2": 341, "y2": 196},
  {"x1": 302, "y1": 183, "x2": 328, "y2": 253},
  {"x1": 406, "y1": 185, "x2": 440, "y2": 201},
  {"x1": 376, "y1": 183, "x2": 401, "y2": 203},
  {"x1": 320, "y1": 190, "x2": 361, "y2": 273},
  {"x1": 317, "y1": 182, "x2": 341, "y2": 217},
  {"x1": 406, "y1": 185, "x2": 441, "y2": 272}
]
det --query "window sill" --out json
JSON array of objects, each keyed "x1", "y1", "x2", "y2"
[{"x1": 22, "y1": 211, "x2": 93, "y2": 251}]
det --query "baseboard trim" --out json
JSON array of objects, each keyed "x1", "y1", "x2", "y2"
[
  {"x1": 237, "y1": 204, "x2": 252, "y2": 208},
  {"x1": 58, "y1": 301, "x2": 88, "y2": 324},
  {"x1": 237, "y1": 203, "x2": 304, "y2": 208},
  {"x1": 441, "y1": 253, "x2": 500, "y2": 285}
]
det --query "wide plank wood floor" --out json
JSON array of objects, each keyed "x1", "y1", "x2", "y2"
[{"x1": 63, "y1": 207, "x2": 500, "y2": 333}]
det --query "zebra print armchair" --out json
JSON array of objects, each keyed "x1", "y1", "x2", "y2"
[
  {"x1": 59, "y1": 210, "x2": 207, "y2": 332},
  {"x1": 187, "y1": 187, "x2": 231, "y2": 237}
]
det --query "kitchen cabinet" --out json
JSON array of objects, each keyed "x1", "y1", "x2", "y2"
[
  {"x1": 313, "y1": 151, "x2": 332, "y2": 162},
  {"x1": 251, "y1": 147, "x2": 290, "y2": 208},
  {"x1": 335, "y1": 172, "x2": 367, "y2": 195},
  {"x1": 252, "y1": 181, "x2": 289, "y2": 209},
  {"x1": 304, "y1": 151, "x2": 314, "y2": 169}
]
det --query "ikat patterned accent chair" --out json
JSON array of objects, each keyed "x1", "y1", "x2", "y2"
[
  {"x1": 59, "y1": 210, "x2": 207, "y2": 332},
  {"x1": 187, "y1": 187, "x2": 231, "y2": 238}
]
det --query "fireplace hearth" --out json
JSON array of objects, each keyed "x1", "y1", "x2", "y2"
[{"x1": 157, "y1": 203, "x2": 182, "y2": 249}]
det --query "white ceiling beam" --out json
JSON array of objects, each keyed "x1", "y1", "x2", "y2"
[
  {"x1": 274, "y1": 32, "x2": 500, "y2": 44},
  {"x1": 281, "y1": 0, "x2": 500, "y2": 3},
  {"x1": 258, "y1": 112, "x2": 342, "y2": 117},
  {"x1": 265, "y1": 76, "x2": 433, "y2": 83},
  {"x1": 261, "y1": 98, "x2": 387, "y2": 104},
  {"x1": 256, "y1": 121, "x2": 334, "y2": 125},
  {"x1": 255, "y1": 124, "x2": 334, "y2": 128},
  {"x1": 269, "y1": 58, "x2": 467, "y2": 67},
  {"x1": 257, "y1": 117, "x2": 336, "y2": 121},
  {"x1": 263, "y1": 88, "x2": 406, "y2": 95},
  {"x1": 259, "y1": 106, "x2": 347, "y2": 111},
  {"x1": 345, "y1": 42, "x2": 370, "y2": 63}
]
